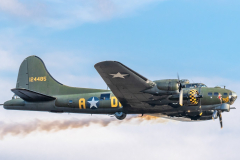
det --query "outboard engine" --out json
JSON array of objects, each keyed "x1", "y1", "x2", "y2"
[{"x1": 155, "y1": 79, "x2": 179, "y2": 91}]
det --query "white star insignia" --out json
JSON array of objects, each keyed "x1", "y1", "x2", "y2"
[
  {"x1": 87, "y1": 97, "x2": 99, "y2": 109},
  {"x1": 110, "y1": 72, "x2": 129, "y2": 79}
]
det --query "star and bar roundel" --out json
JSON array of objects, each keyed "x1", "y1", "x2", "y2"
[
  {"x1": 78, "y1": 96, "x2": 122, "y2": 109},
  {"x1": 87, "y1": 97, "x2": 100, "y2": 109}
]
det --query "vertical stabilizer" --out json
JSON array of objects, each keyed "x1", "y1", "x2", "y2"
[{"x1": 16, "y1": 56, "x2": 107, "y2": 96}]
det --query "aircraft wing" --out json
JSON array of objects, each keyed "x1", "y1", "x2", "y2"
[{"x1": 94, "y1": 61, "x2": 156, "y2": 108}]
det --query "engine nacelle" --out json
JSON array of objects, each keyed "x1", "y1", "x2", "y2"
[
  {"x1": 114, "y1": 112, "x2": 127, "y2": 120},
  {"x1": 215, "y1": 103, "x2": 230, "y2": 112},
  {"x1": 187, "y1": 110, "x2": 215, "y2": 120},
  {"x1": 155, "y1": 79, "x2": 179, "y2": 91}
]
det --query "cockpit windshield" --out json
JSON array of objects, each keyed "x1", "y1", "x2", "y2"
[{"x1": 184, "y1": 83, "x2": 207, "y2": 88}]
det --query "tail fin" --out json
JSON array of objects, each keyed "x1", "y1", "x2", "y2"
[{"x1": 16, "y1": 56, "x2": 107, "y2": 96}]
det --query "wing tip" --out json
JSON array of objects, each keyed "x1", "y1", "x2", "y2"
[
  {"x1": 94, "y1": 61, "x2": 120, "y2": 68},
  {"x1": 94, "y1": 61, "x2": 149, "y2": 81}
]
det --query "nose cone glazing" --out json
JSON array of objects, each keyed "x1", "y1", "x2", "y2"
[{"x1": 229, "y1": 91, "x2": 237, "y2": 105}]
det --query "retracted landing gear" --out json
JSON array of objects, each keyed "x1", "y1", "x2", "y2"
[{"x1": 114, "y1": 112, "x2": 127, "y2": 120}]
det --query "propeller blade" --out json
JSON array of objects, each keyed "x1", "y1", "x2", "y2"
[
  {"x1": 179, "y1": 89, "x2": 183, "y2": 106},
  {"x1": 198, "y1": 87, "x2": 202, "y2": 112},
  {"x1": 199, "y1": 87, "x2": 201, "y2": 106},
  {"x1": 177, "y1": 73, "x2": 182, "y2": 92},
  {"x1": 0, "y1": 104, "x2": 3, "y2": 106},
  {"x1": 218, "y1": 111, "x2": 223, "y2": 129},
  {"x1": 212, "y1": 110, "x2": 218, "y2": 120},
  {"x1": 179, "y1": 83, "x2": 182, "y2": 92},
  {"x1": 230, "y1": 107, "x2": 236, "y2": 109}
]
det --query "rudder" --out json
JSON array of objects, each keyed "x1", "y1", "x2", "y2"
[{"x1": 16, "y1": 56, "x2": 107, "y2": 96}]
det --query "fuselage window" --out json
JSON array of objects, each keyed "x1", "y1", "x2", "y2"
[
  {"x1": 214, "y1": 92, "x2": 218, "y2": 96},
  {"x1": 224, "y1": 93, "x2": 228, "y2": 96},
  {"x1": 100, "y1": 93, "x2": 110, "y2": 100},
  {"x1": 69, "y1": 100, "x2": 73, "y2": 104},
  {"x1": 208, "y1": 92, "x2": 212, "y2": 96}
]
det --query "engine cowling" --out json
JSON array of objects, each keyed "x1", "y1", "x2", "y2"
[
  {"x1": 155, "y1": 79, "x2": 179, "y2": 91},
  {"x1": 215, "y1": 103, "x2": 230, "y2": 112}
]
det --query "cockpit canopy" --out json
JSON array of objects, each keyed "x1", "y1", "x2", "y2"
[
  {"x1": 180, "y1": 79, "x2": 190, "y2": 84},
  {"x1": 183, "y1": 83, "x2": 207, "y2": 88}
]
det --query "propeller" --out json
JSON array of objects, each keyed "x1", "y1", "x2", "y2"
[
  {"x1": 218, "y1": 111, "x2": 223, "y2": 129},
  {"x1": 179, "y1": 89, "x2": 183, "y2": 106},
  {"x1": 198, "y1": 87, "x2": 203, "y2": 116},
  {"x1": 212, "y1": 110, "x2": 218, "y2": 120},
  {"x1": 178, "y1": 74, "x2": 184, "y2": 106},
  {"x1": 177, "y1": 73, "x2": 182, "y2": 92}
]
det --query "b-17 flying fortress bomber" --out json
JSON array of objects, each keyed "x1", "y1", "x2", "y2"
[{"x1": 1, "y1": 56, "x2": 237, "y2": 129}]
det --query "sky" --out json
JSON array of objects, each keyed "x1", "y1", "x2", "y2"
[{"x1": 0, "y1": 0, "x2": 240, "y2": 159}]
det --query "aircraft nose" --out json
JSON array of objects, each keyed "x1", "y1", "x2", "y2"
[{"x1": 229, "y1": 91, "x2": 237, "y2": 105}]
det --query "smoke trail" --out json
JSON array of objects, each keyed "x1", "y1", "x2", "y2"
[{"x1": 0, "y1": 115, "x2": 168, "y2": 139}]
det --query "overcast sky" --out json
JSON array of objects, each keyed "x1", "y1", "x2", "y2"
[{"x1": 0, "y1": 0, "x2": 240, "y2": 159}]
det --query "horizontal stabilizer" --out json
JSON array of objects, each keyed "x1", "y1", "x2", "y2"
[{"x1": 11, "y1": 88, "x2": 56, "y2": 102}]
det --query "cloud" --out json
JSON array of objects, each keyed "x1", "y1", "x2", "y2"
[
  {"x1": 0, "y1": 0, "x2": 164, "y2": 28},
  {"x1": 0, "y1": 0, "x2": 30, "y2": 17},
  {"x1": 0, "y1": 78, "x2": 15, "y2": 103},
  {"x1": 0, "y1": 115, "x2": 168, "y2": 139},
  {"x1": 0, "y1": 112, "x2": 239, "y2": 160},
  {"x1": 0, "y1": 50, "x2": 23, "y2": 71}
]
